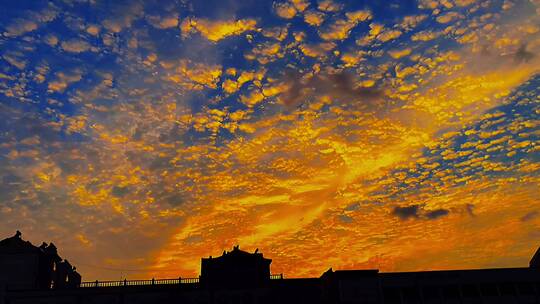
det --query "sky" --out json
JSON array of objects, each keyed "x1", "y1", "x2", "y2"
[{"x1": 0, "y1": 0, "x2": 539, "y2": 281}]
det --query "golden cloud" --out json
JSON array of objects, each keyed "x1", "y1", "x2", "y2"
[
  {"x1": 274, "y1": 2, "x2": 298, "y2": 19},
  {"x1": 303, "y1": 10, "x2": 325, "y2": 26},
  {"x1": 181, "y1": 18, "x2": 257, "y2": 42}
]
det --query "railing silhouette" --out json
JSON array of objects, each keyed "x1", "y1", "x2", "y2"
[
  {"x1": 80, "y1": 274, "x2": 283, "y2": 288},
  {"x1": 270, "y1": 274, "x2": 284, "y2": 280}
]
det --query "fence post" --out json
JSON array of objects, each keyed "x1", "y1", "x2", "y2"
[
  {"x1": 179, "y1": 277, "x2": 182, "y2": 285},
  {"x1": 152, "y1": 278, "x2": 155, "y2": 285},
  {"x1": 95, "y1": 280, "x2": 98, "y2": 287},
  {"x1": 124, "y1": 279, "x2": 127, "y2": 286},
  {"x1": 280, "y1": 273, "x2": 283, "y2": 279}
]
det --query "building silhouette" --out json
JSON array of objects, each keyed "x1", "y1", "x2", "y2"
[
  {"x1": 200, "y1": 245, "x2": 272, "y2": 288},
  {"x1": 0, "y1": 231, "x2": 539, "y2": 304},
  {"x1": 0, "y1": 231, "x2": 80, "y2": 292}
]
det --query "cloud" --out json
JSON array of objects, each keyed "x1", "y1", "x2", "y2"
[
  {"x1": 303, "y1": 10, "x2": 325, "y2": 26},
  {"x1": 454, "y1": 0, "x2": 477, "y2": 6},
  {"x1": 318, "y1": 10, "x2": 371, "y2": 41},
  {"x1": 377, "y1": 29, "x2": 402, "y2": 42},
  {"x1": 436, "y1": 12, "x2": 462, "y2": 24},
  {"x1": 278, "y1": 70, "x2": 382, "y2": 108},
  {"x1": 180, "y1": 18, "x2": 257, "y2": 42},
  {"x1": 47, "y1": 70, "x2": 84, "y2": 93},
  {"x1": 111, "y1": 186, "x2": 130, "y2": 197},
  {"x1": 317, "y1": 0, "x2": 343, "y2": 12},
  {"x1": 298, "y1": 42, "x2": 336, "y2": 57},
  {"x1": 521, "y1": 211, "x2": 538, "y2": 222},
  {"x1": 3, "y1": 19, "x2": 38, "y2": 37},
  {"x1": 44, "y1": 34, "x2": 59, "y2": 46},
  {"x1": 392, "y1": 204, "x2": 450, "y2": 220},
  {"x1": 399, "y1": 15, "x2": 428, "y2": 31},
  {"x1": 2, "y1": 54, "x2": 27, "y2": 70},
  {"x1": 164, "y1": 59, "x2": 222, "y2": 90},
  {"x1": 388, "y1": 48, "x2": 412, "y2": 59},
  {"x1": 99, "y1": 1, "x2": 144, "y2": 33},
  {"x1": 425, "y1": 208, "x2": 450, "y2": 220},
  {"x1": 465, "y1": 203, "x2": 475, "y2": 217},
  {"x1": 411, "y1": 30, "x2": 440, "y2": 41},
  {"x1": 274, "y1": 2, "x2": 298, "y2": 19},
  {"x1": 2, "y1": 6, "x2": 57, "y2": 37},
  {"x1": 514, "y1": 44, "x2": 535, "y2": 63},
  {"x1": 61, "y1": 39, "x2": 91, "y2": 53},
  {"x1": 146, "y1": 14, "x2": 179, "y2": 29},
  {"x1": 245, "y1": 42, "x2": 284, "y2": 64},
  {"x1": 392, "y1": 205, "x2": 420, "y2": 220},
  {"x1": 86, "y1": 25, "x2": 100, "y2": 36}
]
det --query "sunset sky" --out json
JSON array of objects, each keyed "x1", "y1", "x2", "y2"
[{"x1": 0, "y1": 0, "x2": 539, "y2": 281}]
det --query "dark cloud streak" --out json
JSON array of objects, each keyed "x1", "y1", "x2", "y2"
[
  {"x1": 392, "y1": 205, "x2": 420, "y2": 220},
  {"x1": 425, "y1": 208, "x2": 449, "y2": 220},
  {"x1": 392, "y1": 204, "x2": 450, "y2": 221}
]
